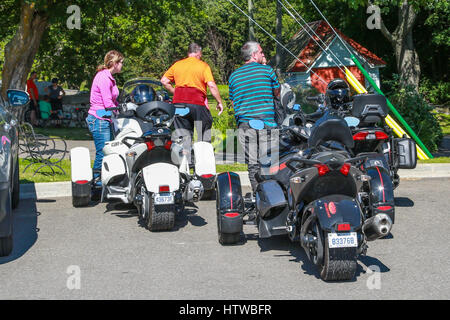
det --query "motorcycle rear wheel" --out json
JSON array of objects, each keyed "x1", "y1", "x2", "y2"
[
  {"x1": 144, "y1": 195, "x2": 175, "y2": 231},
  {"x1": 319, "y1": 235, "x2": 357, "y2": 281}
]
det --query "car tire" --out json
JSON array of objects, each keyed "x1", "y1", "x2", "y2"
[
  {"x1": 0, "y1": 187, "x2": 13, "y2": 257},
  {"x1": 0, "y1": 235, "x2": 13, "y2": 257},
  {"x1": 12, "y1": 158, "x2": 20, "y2": 209}
]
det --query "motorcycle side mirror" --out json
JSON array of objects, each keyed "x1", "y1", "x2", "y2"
[
  {"x1": 175, "y1": 107, "x2": 190, "y2": 116},
  {"x1": 7, "y1": 89, "x2": 30, "y2": 106},
  {"x1": 126, "y1": 102, "x2": 138, "y2": 112},
  {"x1": 317, "y1": 93, "x2": 325, "y2": 104},
  {"x1": 248, "y1": 119, "x2": 265, "y2": 130},
  {"x1": 344, "y1": 116, "x2": 360, "y2": 128}
]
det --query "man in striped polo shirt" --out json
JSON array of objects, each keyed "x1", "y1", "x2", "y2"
[{"x1": 228, "y1": 41, "x2": 281, "y2": 192}]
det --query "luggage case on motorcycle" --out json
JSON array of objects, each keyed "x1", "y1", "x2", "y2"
[
  {"x1": 395, "y1": 138, "x2": 417, "y2": 169},
  {"x1": 352, "y1": 94, "x2": 388, "y2": 124}
]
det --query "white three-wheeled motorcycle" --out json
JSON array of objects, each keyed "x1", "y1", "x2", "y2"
[{"x1": 70, "y1": 79, "x2": 217, "y2": 231}]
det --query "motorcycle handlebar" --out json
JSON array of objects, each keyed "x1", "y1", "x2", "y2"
[
  {"x1": 121, "y1": 136, "x2": 144, "y2": 148},
  {"x1": 285, "y1": 156, "x2": 322, "y2": 172}
]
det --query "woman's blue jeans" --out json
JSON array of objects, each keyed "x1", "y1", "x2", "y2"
[{"x1": 86, "y1": 114, "x2": 112, "y2": 180}]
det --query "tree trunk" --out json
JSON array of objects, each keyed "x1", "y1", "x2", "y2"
[
  {"x1": 379, "y1": 0, "x2": 420, "y2": 91},
  {"x1": 248, "y1": 0, "x2": 255, "y2": 41},
  {"x1": 0, "y1": 2, "x2": 49, "y2": 99}
]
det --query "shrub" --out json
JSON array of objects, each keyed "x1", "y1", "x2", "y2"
[
  {"x1": 211, "y1": 102, "x2": 237, "y2": 153},
  {"x1": 419, "y1": 78, "x2": 450, "y2": 107},
  {"x1": 385, "y1": 76, "x2": 443, "y2": 153}
]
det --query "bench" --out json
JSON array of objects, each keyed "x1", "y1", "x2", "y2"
[{"x1": 18, "y1": 122, "x2": 68, "y2": 176}]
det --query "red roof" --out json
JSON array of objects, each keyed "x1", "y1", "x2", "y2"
[{"x1": 287, "y1": 20, "x2": 386, "y2": 72}]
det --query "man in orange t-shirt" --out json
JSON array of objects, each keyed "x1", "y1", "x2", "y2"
[
  {"x1": 161, "y1": 43, "x2": 223, "y2": 143},
  {"x1": 26, "y1": 71, "x2": 39, "y2": 126}
]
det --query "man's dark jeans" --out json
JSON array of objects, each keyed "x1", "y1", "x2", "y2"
[{"x1": 237, "y1": 123, "x2": 279, "y2": 192}]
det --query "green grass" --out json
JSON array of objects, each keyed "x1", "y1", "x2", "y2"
[
  {"x1": 33, "y1": 127, "x2": 92, "y2": 140},
  {"x1": 19, "y1": 158, "x2": 72, "y2": 184},
  {"x1": 436, "y1": 113, "x2": 450, "y2": 136},
  {"x1": 216, "y1": 163, "x2": 247, "y2": 172},
  {"x1": 19, "y1": 158, "x2": 247, "y2": 184},
  {"x1": 419, "y1": 157, "x2": 450, "y2": 164},
  {"x1": 207, "y1": 84, "x2": 230, "y2": 118}
]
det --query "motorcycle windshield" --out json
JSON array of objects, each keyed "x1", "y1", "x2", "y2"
[{"x1": 120, "y1": 78, "x2": 170, "y2": 103}]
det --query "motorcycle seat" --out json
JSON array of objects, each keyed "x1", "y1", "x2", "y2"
[{"x1": 308, "y1": 117, "x2": 354, "y2": 149}]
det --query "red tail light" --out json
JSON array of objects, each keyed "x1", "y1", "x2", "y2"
[
  {"x1": 201, "y1": 174, "x2": 214, "y2": 179},
  {"x1": 314, "y1": 164, "x2": 330, "y2": 176},
  {"x1": 146, "y1": 140, "x2": 155, "y2": 151},
  {"x1": 159, "y1": 185, "x2": 170, "y2": 192},
  {"x1": 337, "y1": 223, "x2": 351, "y2": 232},
  {"x1": 353, "y1": 132, "x2": 368, "y2": 140},
  {"x1": 353, "y1": 131, "x2": 389, "y2": 141},
  {"x1": 375, "y1": 131, "x2": 389, "y2": 140},
  {"x1": 164, "y1": 140, "x2": 173, "y2": 150},
  {"x1": 340, "y1": 163, "x2": 351, "y2": 176},
  {"x1": 75, "y1": 180, "x2": 89, "y2": 184},
  {"x1": 224, "y1": 212, "x2": 240, "y2": 218},
  {"x1": 377, "y1": 206, "x2": 392, "y2": 211}
]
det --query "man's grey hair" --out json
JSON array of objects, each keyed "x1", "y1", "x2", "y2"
[
  {"x1": 188, "y1": 43, "x2": 202, "y2": 54},
  {"x1": 241, "y1": 41, "x2": 260, "y2": 62}
]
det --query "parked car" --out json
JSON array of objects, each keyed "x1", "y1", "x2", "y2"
[{"x1": 0, "y1": 89, "x2": 29, "y2": 256}]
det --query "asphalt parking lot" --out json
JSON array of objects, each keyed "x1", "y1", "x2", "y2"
[{"x1": 0, "y1": 178, "x2": 449, "y2": 300}]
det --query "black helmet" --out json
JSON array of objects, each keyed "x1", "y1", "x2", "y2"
[
  {"x1": 325, "y1": 78, "x2": 350, "y2": 106},
  {"x1": 132, "y1": 84, "x2": 156, "y2": 105}
]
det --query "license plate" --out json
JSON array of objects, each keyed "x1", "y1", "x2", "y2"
[
  {"x1": 328, "y1": 232, "x2": 358, "y2": 248},
  {"x1": 154, "y1": 194, "x2": 174, "y2": 205}
]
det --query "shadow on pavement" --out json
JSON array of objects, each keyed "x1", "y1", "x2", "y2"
[
  {"x1": 103, "y1": 200, "x2": 206, "y2": 232},
  {"x1": 0, "y1": 199, "x2": 39, "y2": 264},
  {"x1": 243, "y1": 233, "x2": 389, "y2": 282},
  {"x1": 395, "y1": 197, "x2": 415, "y2": 207},
  {"x1": 358, "y1": 255, "x2": 391, "y2": 273}
]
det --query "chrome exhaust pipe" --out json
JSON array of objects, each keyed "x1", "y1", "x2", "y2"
[{"x1": 363, "y1": 213, "x2": 393, "y2": 241}]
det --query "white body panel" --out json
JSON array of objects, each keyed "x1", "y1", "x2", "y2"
[
  {"x1": 70, "y1": 147, "x2": 92, "y2": 182},
  {"x1": 193, "y1": 141, "x2": 216, "y2": 176},
  {"x1": 142, "y1": 163, "x2": 180, "y2": 194},
  {"x1": 101, "y1": 154, "x2": 126, "y2": 186},
  {"x1": 114, "y1": 118, "x2": 143, "y2": 141},
  {"x1": 103, "y1": 140, "x2": 129, "y2": 156}
]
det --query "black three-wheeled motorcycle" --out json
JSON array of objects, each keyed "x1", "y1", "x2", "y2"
[{"x1": 215, "y1": 86, "x2": 417, "y2": 281}]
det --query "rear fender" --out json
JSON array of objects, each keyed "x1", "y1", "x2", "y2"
[
  {"x1": 70, "y1": 147, "x2": 92, "y2": 182},
  {"x1": 193, "y1": 141, "x2": 216, "y2": 176},
  {"x1": 70, "y1": 147, "x2": 92, "y2": 199},
  {"x1": 308, "y1": 195, "x2": 363, "y2": 232},
  {"x1": 365, "y1": 165, "x2": 395, "y2": 223},
  {"x1": 216, "y1": 172, "x2": 244, "y2": 214},
  {"x1": 142, "y1": 163, "x2": 180, "y2": 193},
  {"x1": 216, "y1": 172, "x2": 244, "y2": 234},
  {"x1": 194, "y1": 141, "x2": 217, "y2": 191}
]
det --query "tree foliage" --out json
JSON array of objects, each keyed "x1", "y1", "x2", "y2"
[{"x1": 0, "y1": 0, "x2": 448, "y2": 97}]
